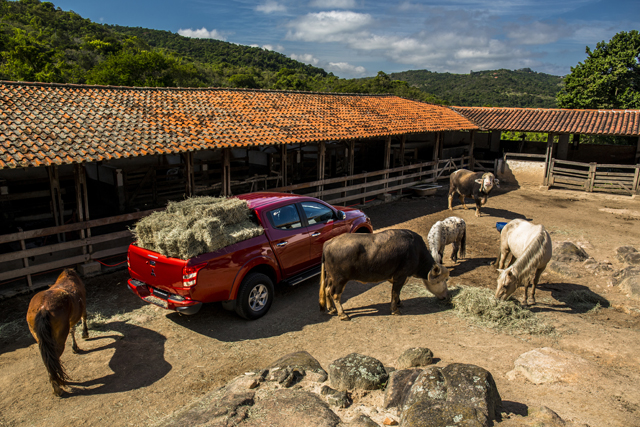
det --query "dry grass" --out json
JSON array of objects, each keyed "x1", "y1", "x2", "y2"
[
  {"x1": 132, "y1": 196, "x2": 264, "y2": 259},
  {"x1": 450, "y1": 286, "x2": 555, "y2": 335}
]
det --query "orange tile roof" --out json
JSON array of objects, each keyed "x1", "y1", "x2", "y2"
[
  {"x1": 451, "y1": 106, "x2": 640, "y2": 136},
  {"x1": 0, "y1": 81, "x2": 477, "y2": 169}
]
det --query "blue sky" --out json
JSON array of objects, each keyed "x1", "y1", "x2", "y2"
[{"x1": 50, "y1": 0, "x2": 638, "y2": 78}]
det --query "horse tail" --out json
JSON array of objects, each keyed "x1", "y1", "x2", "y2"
[
  {"x1": 428, "y1": 222, "x2": 441, "y2": 262},
  {"x1": 34, "y1": 309, "x2": 69, "y2": 387},
  {"x1": 319, "y1": 253, "x2": 327, "y2": 311},
  {"x1": 460, "y1": 226, "x2": 466, "y2": 259}
]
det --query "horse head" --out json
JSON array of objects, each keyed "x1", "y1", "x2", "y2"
[
  {"x1": 495, "y1": 267, "x2": 517, "y2": 300},
  {"x1": 423, "y1": 263, "x2": 450, "y2": 300}
]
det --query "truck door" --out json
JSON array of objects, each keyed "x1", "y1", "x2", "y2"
[
  {"x1": 265, "y1": 203, "x2": 310, "y2": 277},
  {"x1": 302, "y1": 201, "x2": 349, "y2": 265}
]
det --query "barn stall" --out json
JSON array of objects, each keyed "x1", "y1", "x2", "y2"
[{"x1": 0, "y1": 81, "x2": 479, "y2": 297}]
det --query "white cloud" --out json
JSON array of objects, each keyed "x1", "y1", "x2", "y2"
[
  {"x1": 309, "y1": 0, "x2": 357, "y2": 9},
  {"x1": 261, "y1": 44, "x2": 285, "y2": 52},
  {"x1": 286, "y1": 11, "x2": 373, "y2": 42},
  {"x1": 291, "y1": 53, "x2": 320, "y2": 65},
  {"x1": 178, "y1": 27, "x2": 226, "y2": 41},
  {"x1": 327, "y1": 62, "x2": 366, "y2": 76},
  {"x1": 505, "y1": 20, "x2": 573, "y2": 45},
  {"x1": 256, "y1": 1, "x2": 287, "y2": 14}
]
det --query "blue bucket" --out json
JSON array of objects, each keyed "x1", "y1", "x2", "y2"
[{"x1": 496, "y1": 222, "x2": 507, "y2": 232}]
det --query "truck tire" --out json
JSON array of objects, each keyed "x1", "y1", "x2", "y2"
[{"x1": 235, "y1": 273, "x2": 274, "y2": 320}]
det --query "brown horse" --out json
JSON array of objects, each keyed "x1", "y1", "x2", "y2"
[{"x1": 26, "y1": 269, "x2": 89, "y2": 396}]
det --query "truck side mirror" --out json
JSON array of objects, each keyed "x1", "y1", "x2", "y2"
[{"x1": 336, "y1": 210, "x2": 346, "y2": 220}]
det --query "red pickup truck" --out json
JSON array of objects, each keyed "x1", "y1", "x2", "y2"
[{"x1": 127, "y1": 192, "x2": 372, "y2": 319}]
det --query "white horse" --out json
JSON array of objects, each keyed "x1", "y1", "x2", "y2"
[
  {"x1": 495, "y1": 219, "x2": 552, "y2": 306},
  {"x1": 427, "y1": 216, "x2": 466, "y2": 264}
]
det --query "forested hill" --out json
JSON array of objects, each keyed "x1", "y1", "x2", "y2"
[
  {"x1": 108, "y1": 25, "x2": 327, "y2": 76},
  {"x1": 389, "y1": 69, "x2": 563, "y2": 108}
]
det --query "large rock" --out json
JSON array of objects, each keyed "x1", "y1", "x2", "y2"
[
  {"x1": 400, "y1": 364, "x2": 502, "y2": 427},
  {"x1": 329, "y1": 353, "x2": 389, "y2": 391},
  {"x1": 506, "y1": 347, "x2": 594, "y2": 384},
  {"x1": 611, "y1": 266, "x2": 640, "y2": 286},
  {"x1": 618, "y1": 276, "x2": 640, "y2": 301},
  {"x1": 616, "y1": 246, "x2": 640, "y2": 264},
  {"x1": 396, "y1": 347, "x2": 434, "y2": 369},
  {"x1": 266, "y1": 351, "x2": 328, "y2": 383},
  {"x1": 552, "y1": 242, "x2": 588, "y2": 263},
  {"x1": 383, "y1": 369, "x2": 422, "y2": 409},
  {"x1": 245, "y1": 389, "x2": 341, "y2": 427},
  {"x1": 346, "y1": 415, "x2": 380, "y2": 427}
]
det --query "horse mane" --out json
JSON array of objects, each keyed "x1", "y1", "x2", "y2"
[{"x1": 508, "y1": 225, "x2": 549, "y2": 287}]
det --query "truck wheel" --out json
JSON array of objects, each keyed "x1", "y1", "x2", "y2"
[{"x1": 235, "y1": 273, "x2": 274, "y2": 320}]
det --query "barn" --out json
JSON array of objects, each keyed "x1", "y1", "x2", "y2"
[{"x1": 0, "y1": 81, "x2": 479, "y2": 296}]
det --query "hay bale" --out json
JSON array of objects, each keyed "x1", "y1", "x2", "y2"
[
  {"x1": 451, "y1": 286, "x2": 554, "y2": 335},
  {"x1": 132, "y1": 197, "x2": 264, "y2": 259}
]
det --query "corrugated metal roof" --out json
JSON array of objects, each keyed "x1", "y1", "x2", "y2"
[
  {"x1": 0, "y1": 81, "x2": 478, "y2": 169},
  {"x1": 451, "y1": 106, "x2": 640, "y2": 136}
]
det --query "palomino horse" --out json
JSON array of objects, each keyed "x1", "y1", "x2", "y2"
[
  {"x1": 26, "y1": 269, "x2": 89, "y2": 396},
  {"x1": 495, "y1": 219, "x2": 552, "y2": 306},
  {"x1": 427, "y1": 216, "x2": 466, "y2": 264}
]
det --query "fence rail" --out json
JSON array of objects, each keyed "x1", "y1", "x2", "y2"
[
  {"x1": 0, "y1": 157, "x2": 469, "y2": 297},
  {"x1": 548, "y1": 159, "x2": 640, "y2": 195}
]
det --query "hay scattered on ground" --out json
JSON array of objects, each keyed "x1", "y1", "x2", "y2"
[
  {"x1": 451, "y1": 286, "x2": 555, "y2": 335},
  {"x1": 132, "y1": 197, "x2": 264, "y2": 260}
]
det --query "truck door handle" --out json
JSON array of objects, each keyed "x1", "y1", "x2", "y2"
[
  {"x1": 311, "y1": 232, "x2": 321, "y2": 237},
  {"x1": 277, "y1": 242, "x2": 288, "y2": 247}
]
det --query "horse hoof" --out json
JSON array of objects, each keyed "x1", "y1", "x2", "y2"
[
  {"x1": 82, "y1": 333, "x2": 89, "y2": 339},
  {"x1": 328, "y1": 308, "x2": 337, "y2": 315},
  {"x1": 391, "y1": 310, "x2": 402, "y2": 316},
  {"x1": 339, "y1": 315, "x2": 351, "y2": 321}
]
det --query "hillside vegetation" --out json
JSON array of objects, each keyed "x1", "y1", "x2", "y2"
[{"x1": 390, "y1": 68, "x2": 563, "y2": 108}]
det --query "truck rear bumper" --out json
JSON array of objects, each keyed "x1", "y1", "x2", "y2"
[{"x1": 127, "y1": 278, "x2": 203, "y2": 315}]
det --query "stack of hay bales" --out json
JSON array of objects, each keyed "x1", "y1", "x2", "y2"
[{"x1": 132, "y1": 197, "x2": 264, "y2": 260}]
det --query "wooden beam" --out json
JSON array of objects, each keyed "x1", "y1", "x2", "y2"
[
  {"x1": 469, "y1": 130, "x2": 476, "y2": 170},
  {"x1": 185, "y1": 151, "x2": 194, "y2": 197},
  {"x1": 47, "y1": 165, "x2": 65, "y2": 242},
  {"x1": 317, "y1": 141, "x2": 326, "y2": 195},
  {"x1": 74, "y1": 164, "x2": 92, "y2": 256},
  {"x1": 399, "y1": 135, "x2": 406, "y2": 167},
  {"x1": 222, "y1": 148, "x2": 232, "y2": 196},
  {"x1": 383, "y1": 136, "x2": 391, "y2": 189},
  {"x1": 543, "y1": 133, "x2": 555, "y2": 186}
]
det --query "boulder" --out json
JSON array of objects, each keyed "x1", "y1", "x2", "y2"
[
  {"x1": 396, "y1": 347, "x2": 434, "y2": 369},
  {"x1": 552, "y1": 242, "x2": 589, "y2": 263},
  {"x1": 618, "y1": 275, "x2": 640, "y2": 301},
  {"x1": 547, "y1": 261, "x2": 580, "y2": 278},
  {"x1": 320, "y1": 385, "x2": 352, "y2": 408},
  {"x1": 266, "y1": 351, "x2": 328, "y2": 383},
  {"x1": 346, "y1": 414, "x2": 380, "y2": 427},
  {"x1": 615, "y1": 246, "x2": 640, "y2": 265},
  {"x1": 329, "y1": 353, "x2": 389, "y2": 391},
  {"x1": 383, "y1": 369, "x2": 422, "y2": 409},
  {"x1": 400, "y1": 364, "x2": 501, "y2": 427},
  {"x1": 244, "y1": 389, "x2": 341, "y2": 427},
  {"x1": 506, "y1": 347, "x2": 594, "y2": 384},
  {"x1": 611, "y1": 266, "x2": 640, "y2": 286}
]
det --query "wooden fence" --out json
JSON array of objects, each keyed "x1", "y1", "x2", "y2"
[
  {"x1": 548, "y1": 159, "x2": 640, "y2": 195},
  {"x1": 0, "y1": 156, "x2": 469, "y2": 297}
]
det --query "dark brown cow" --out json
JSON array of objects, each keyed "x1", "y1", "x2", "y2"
[
  {"x1": 448, "y1": 169, "x2": 499, "y2": 217},
  {"x1": 319, "y1": 229, "x2": 450, "y2": 321}
]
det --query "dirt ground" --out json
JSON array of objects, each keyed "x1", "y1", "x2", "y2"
[{"x1": 1, "y1": 184, "x2": 640, "y2": 427}]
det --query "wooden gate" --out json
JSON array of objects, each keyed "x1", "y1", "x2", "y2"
[{"x1": 549, "y1": 159, "x2": 640, "y2": 195}]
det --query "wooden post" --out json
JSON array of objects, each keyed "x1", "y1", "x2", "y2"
[
  {"x1": 543, "y1": 133, "x2": 555, "y2": 186},
  {"x1": 348, "y1": 140, "x2": 355, "y2": 185},
  {"x1": 383, "y1": 136, "x2": 391, "y2": 190},
  {"x1": 115, "y1": 168, "x2": 125, "y2": 213},
  {"x1": 548, "y1": 159, "x2": 555, "y2": 186},
  {"x1": 222, "y1": 148, "x2": 231, "y2": 196},
  {"x1": 588, "y1": 162, "x2": 597, "y2": 192},
  {"x1": 74, "y1": 164, "x2": 92, "y2": 255},
  {"x1": 17, "y1": 227, "x2": 32, "y2": 289},
  {"x1": 469, "y1": 130, "x2": 476, "y2": 171},
  {"x1": 632, "y1": 165, "x2": 640, "y2": 195},
  {"x1": 399, "y1": 135, "x2": 406, "y2": 186},
  {"x1": 47, "y1": 165, "x2": 65, "y2": 242},
  {"x1": 184, "y1": 151, "x2": 194, "y2": 197},
  {"x1": 317, "y1": 141, "x2": 326, "y2": 197},
  {"x1": 433, "y1": 132, "x2": 442, "y2": 179},
  {"x1": 280, "y1": 143, "x2": 288, "y2": 186}
]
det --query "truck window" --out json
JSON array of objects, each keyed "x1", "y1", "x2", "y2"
[
  {"x1": 269, "y1": 204, "x2": 303, "y2": 230},
  {"x1": 301, "y1": 202, "x2": 334, "y2": 225}
]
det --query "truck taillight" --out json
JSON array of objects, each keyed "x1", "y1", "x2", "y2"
[
  {"x1": 182, "y1": 263, "x2": 207, "y2": 287},
  {"x1": 127, "y1": 253, "x2": 130, "y2": 268}
]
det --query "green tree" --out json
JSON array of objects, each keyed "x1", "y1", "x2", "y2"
[{"x1": 557, "y1": 30, "x2": 640, "y2": 109}]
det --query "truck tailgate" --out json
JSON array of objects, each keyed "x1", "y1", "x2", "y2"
[{"x1": 128, "y1": 244, "x2": 187, "y2": 291}]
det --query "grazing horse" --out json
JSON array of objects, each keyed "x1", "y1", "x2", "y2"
[
  {"x1": 427, "y1": 216, "x2": 466, "y2": 264},
  {"x1": 26, "y1": 269, "x2": 89, "y2": 396},
  {"x1": 319, "y1": 229, "x2": 450, "y2": 321},
  {"x1": 495, "y1": 219, "x2": 552, "y2": 306}
]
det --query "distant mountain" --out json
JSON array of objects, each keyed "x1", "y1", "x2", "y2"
[{"x1": 389, "y1": 68, "x2": 563, "y2": 108}]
